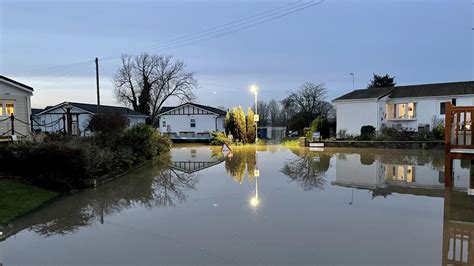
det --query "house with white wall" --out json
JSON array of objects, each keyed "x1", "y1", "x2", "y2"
[
  {"x1": 32, "y1": 102, "x2": 148, "y2": 136},
  {"x1": 333, "y1": 81, "x2": 474, "y2": 135},
  {"x1": 157, "y1": 103, "x2": 226, "y2": 141},
  {"x1": 0, "y1": 76, "x2": 33, "y2": 137}
]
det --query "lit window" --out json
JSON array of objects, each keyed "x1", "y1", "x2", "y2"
[
  {"x1": 408, "y1": 103, "x2": 416, "y2": 119},
  {"x1": 397, "y1": 104, "x2": 406, "y2": 119},
  {"x1": 0, "y1": 101, "x2": 3, "y2": 116},
  {"x1": 5, "y1": 101, "x2": 14, "y2": 116},
  {"x1": 190, "y1": 118, "x2": 196, "y2": 128}
]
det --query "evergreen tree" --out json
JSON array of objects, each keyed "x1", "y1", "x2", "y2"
[
  {"x1": 234, "y1": 106, "x2": 247, "y2": 143},
  {"x1": 367, "y1": 73, "x2": 396, "y2": 88},
  {"x1": 246, "y1": 107, "x2": 256, "y2": 143}
]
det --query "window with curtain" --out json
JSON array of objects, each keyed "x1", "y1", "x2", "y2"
[
  {"x1": 5, "y1": 101, "x2": 14, "y2": 116},
  {"x1": 397, "y1": 104, "x2": 406, "y2": 119}
]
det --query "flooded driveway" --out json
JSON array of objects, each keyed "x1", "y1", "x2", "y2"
[{"x1": 1, "y1": 145, "x2": 473, "y2": 265}]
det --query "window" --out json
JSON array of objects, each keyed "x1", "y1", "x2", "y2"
[
  {"x1": 407, "y1": 103, "x2": 416, "y2": 119},
  {"x1": 5, "y1": 101, "x2": 14, "y2": 116},
  {"x1": 162, "y1": 120, "x2": 166, "y2": 127},
  {"x1": 440, "y1": 102, "x2": 446, "y2": 115},
  {"x1": 397, "y1": 104, "x2": 406, "y2": 119},
  {"x1": 0, "y1": 100, "x2": 15, "y2": 117},
  {"x1": 451, "y1": 98, "x2": 456, "y2": 106},
  {"x1": 387, "y1": 102, "x2": 416, "y2": 120},
  {"x1": 190, "y1": 118, "x2": 196, "y2": 128}
]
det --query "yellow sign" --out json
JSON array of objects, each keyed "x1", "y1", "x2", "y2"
[
  {"x1": 254, "y1": 114, "x2": 259, "y2": 122},
  {"x1": 254, "y1": 169, "x2": 260, "y2": 177}
]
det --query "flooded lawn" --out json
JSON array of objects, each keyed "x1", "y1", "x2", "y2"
[{"x1": 1, "y1": 145, "x2": 473, "y2": 265}]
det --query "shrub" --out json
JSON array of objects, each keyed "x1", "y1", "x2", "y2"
[
  {"x1": 360, "y1": 125, "x2": 376, "y2": 140},
  {"x1": 119, "y1": 124, "x2": 171, "y2": 163},
  {"x1": 433, "y1": 123, "x2": 445, "y2": 140},
  {"x1": 0, "y1": 124, "x2": 172, "y2": 191},
  {"x1": 210, "y1": 131, "x2": 230, "y2": 146},
  {"x1": 87, "y1": 112, "x2": 128, "y2": 135}
]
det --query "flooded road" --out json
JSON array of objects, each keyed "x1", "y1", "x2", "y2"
[{"x1": 1, "y1": 145, "x2": 473, "y2": 265}]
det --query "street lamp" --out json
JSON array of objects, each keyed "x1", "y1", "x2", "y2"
[
  {"x1": 250, "y1": 84, "x2": 258, "y2": 144},
  {"x1": 349, "y1": 73, "x2": 355, "y2": 90}
]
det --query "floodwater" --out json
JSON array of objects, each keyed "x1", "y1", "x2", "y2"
[{"x1": 1, "y1": 145, "x2": 473, "y2": 265}]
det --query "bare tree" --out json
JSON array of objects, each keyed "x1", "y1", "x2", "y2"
[
  {"x1": 114, "y1": 53, "x2": 197, "y2": 125},
  {"x1": 267, "y1": 99, "x2": 281, "y2": 126},
  {"x1": 282, "y1": 82, "x2": 332, "y2": 117},
  {"x1": 254, "y1": 100, "x2": 269, "y2": 126}
]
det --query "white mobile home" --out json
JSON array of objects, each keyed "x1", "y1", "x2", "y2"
[
  {"x1": 333, "y1": 81, "x2": 474, "y2": 135},
  {"x1": 0, "y1": 76, "x2": 33, "y2": 137},
  {"x1": 32, "y1": 102, "x2": 148, "y2": 136},
  {"x1": 157, "y1": 103, "x2": 226, "y2": 140}
]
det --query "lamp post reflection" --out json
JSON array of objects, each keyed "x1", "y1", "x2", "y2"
[{"x1": 250, "y1": 150, "x2": 260, "y2": 210}]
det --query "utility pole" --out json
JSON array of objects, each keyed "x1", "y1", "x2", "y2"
[{"x1": 95, "y1": 57, "x2": 100, "y2": 111}]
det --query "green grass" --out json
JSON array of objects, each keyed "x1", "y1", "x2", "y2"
[
  {"x1": 281, "y1": 139, "x2": 300, "y2": 147},
  {"x1": 0, "y1": 180, "x2": 59, "y2": 224}
]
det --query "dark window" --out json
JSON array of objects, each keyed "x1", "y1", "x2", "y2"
[
  {"x1": 440, "y1": 102, "x2": 446, "y2": 115},
  {"x1": 162, "y1": 120, "x2": 166, "y2": 127},
  {"x1": 190, "y1": 118, "x2": 196, "y2": 128},
  {"x1": 451, "y1": 98, "x2": 456, "y2": 106}
]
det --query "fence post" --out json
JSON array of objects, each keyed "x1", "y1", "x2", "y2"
[
  {"x1": 62, "y1": 114, "x2": 66, "y2": 133},
  {"x1": 10, "y1": 114, "x2": 14, "y2": 135},
  {"x1": 66, "y1": 108, "x2": 72, "y2": 136}
]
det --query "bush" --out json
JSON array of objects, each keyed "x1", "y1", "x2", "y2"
[
  {"x1": 360, "y1": 125, "x2": 376, "y2": 140},
  {"x1": 433, "y1": 123, "x2": 445, "y2": 140},
  {"x1": 210, "y1": 131, "x2": 230, "y2": 146},
  {"x1": 0, "y1": 124, "x2": 172, "y2": 191},
  {"x1": 118, "y1": 124, "x2": 171, "y2": 163},
  {"x1": 87, "y1": 112, "x2": 128, "y2": 135}
]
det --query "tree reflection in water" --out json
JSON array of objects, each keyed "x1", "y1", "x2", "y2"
[
  {"x1": 1, "y1": 156, "x2": 198, "y2": 240},
  {"x1": 152, "y1": 167, "x2": 198, "y2": 207},
  {"x1": 280, "y1": 148, "x2": 331, "y2": 191},
  {"x1": 213, "y1": 147, "x2": 257, "y2": 183}
]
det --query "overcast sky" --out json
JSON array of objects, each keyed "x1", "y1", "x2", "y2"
[{"x1": 1, "y1": 0, "x2": 473, "y2": 109}]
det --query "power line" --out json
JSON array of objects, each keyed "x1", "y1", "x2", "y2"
[
  {"x1": 5, "y1": 60, "x2": 94, "y2": 77},
  {"x1": 102, "y1": 0, "x2": 324, "y2": 60},
  {"x1": 103, "y1": 0, "x2": 307, "y2": 59}
]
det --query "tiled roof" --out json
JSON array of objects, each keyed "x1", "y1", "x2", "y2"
[
  {"x1": 333, "y1": 87, "x2": 393, "y2": 101},
  {"x1": 389, "y1": 81, "x2": 474, "y2": 98},
  {"x1": 333, "y1": 81, "x2": 474, "y2": 101}
]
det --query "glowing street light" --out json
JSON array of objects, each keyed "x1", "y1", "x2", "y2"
[{"x1": 249, "y1": 174, "x2": 259, "y2": 209}]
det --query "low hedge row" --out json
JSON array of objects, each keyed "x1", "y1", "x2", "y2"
[{"x1": 0, "y1": 124, "x2": 171, "y2": 191}]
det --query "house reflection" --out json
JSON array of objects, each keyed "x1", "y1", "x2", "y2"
[
  {"x1": 170, "y1": 147, "x2": 224, "y2": 174},
  {"x1": 332, "y1": 151, "x2": 471, "y2": 194}
]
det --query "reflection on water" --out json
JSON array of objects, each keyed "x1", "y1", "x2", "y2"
[
  {"x1": 281, "y1": 148, "x2": 330, "y2": 191},
  {"x1": 1, "y1": 146, "x2": 473, "y2": 264}
]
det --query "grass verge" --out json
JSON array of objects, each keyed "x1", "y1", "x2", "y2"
[
  {"x1": 281, "y1": 139, "x2": 300, "y2": 147},
  {"x1": 0, "y1": 180, "x2": 59, "y2": 225}
]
